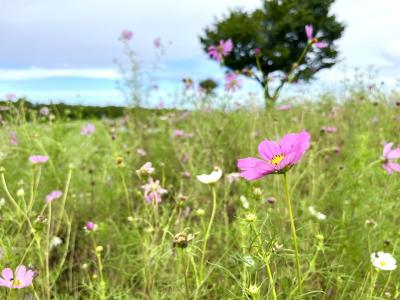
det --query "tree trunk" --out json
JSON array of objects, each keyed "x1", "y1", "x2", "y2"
[{"x1": 264, "y1": 88, "x2": 275, "y2": 111}]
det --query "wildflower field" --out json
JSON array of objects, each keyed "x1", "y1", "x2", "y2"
[{"x1": 0, "y1": 90, "x2": 400, "y2": 299}]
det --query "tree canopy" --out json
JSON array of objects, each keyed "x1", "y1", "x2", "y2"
[{"x1": 200, "y1": 0, "x2": 345, "y2": 103}]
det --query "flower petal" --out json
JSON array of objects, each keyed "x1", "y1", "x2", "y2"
[
  {"x1": 383, "y1": 143, "x2": 393, "y2": 157},
  {"x1": 258, "y1": 140, "x2": 280, "y2": 160},
  {"x1": 237, "y1": 157, "x2": 274, "y2": 180},
  {"x1": 240, "y1": 169, "x2": 271, "y2": 181},
  {"x1": 237, "y1": 157, "x2": 273, "y2": 172},
  {"x1": 280, "y1": 130, "x2": 311, "y2": 161},
  {"x1": 0, "y1": 278, "x2": 11, "y2": 288},
  {"x1": 315, "y1": 41, "x2": 328, "y2": 48},
  {"x1": 22, "y1": 270, "x2": 34, "y2": 287},
  {"x1": 15, "y1": 266, "x2": 26, "y2": 283},
  {"x1": 305, "y1": 24, "x2": 313, "y2": 40},
  {"x1": 382, "y1": 163, "x2": 393, "y2": 174},
  {"x1": 1, "y1": 268, "x2": 13, "y2": 281},
  {"x1": 388, "y1": 162, "x2": 400, "y2": 173},
  {"x1": 387, "y1": 148, "x2": 400, "y2": 159},
  {"x1": 278, "y1": 152, "x2": 297, "y2": 169}
]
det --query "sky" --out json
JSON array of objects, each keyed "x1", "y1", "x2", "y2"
[{"x1": 1, "y1": 0, "x2": 400, "y2": 106}]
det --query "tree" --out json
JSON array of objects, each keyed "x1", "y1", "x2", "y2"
[
  {"x1": 199, "y1": 79, "x2": 218, "y2": 96},
  {"x1": 200, "y1": 0, "x2": 345, "y2": 109}
]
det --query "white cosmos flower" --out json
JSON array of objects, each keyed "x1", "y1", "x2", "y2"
[
  {"x1": 240, "y1": 195, "x2": 249, "y2": 209},
  {"x1": 196, "y1": 167, "x2": 222, "y2": 184},
  {"x1": 50, "y1": 236, "x2": 63, "y2": 248},
  {"x1": 371, "y1": 252, "x2": 397, "y2": 271},
  {"x1": 309, "y1": 206, "x2": 326, "y2": 220}
]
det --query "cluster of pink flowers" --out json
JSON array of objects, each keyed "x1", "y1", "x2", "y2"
[
  {"x1": 237, "y1": 130, "x2": 311, "y2": 180},
  {"x1": 0, "y1": 265, "x2": 34, "y2": 288},
  {"x1": 142, "y1": 177, "x2": 168, "y2": 203},
  {"x1": 29, "y1": 155, "x2": 49, "y2": 164},
  {"x1": 208, "y1": 39, "x2": 233, "y2": 63},
  {"x1": 224, "y1": 73, "x2": 242, "y2": 92},
  {"x1": 81, "y1": 123, "x2": 96, "y2": 136}
]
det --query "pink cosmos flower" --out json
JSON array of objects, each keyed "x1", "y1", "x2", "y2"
[
  {"x1": 174, "y1": 129, "x2": 193, "y2": 138},
  {"x1": 0, "y1": 265, "x2": 34, "y2": 289},
  {"x1": 224, "y1": 73, "x2": 242, "y2": 92},
  {"x1": 137, "y1": 148, "x2": 147, "y2": 156},
  {"x1": 181, "y1": 171, "x2": 191, "y2": 178},
  {"x1": 382, "y1": 143, "x2": 400, "y2": 174},
  {"x1": 121, "y1": 30, "x2": 133, "y2": 41},
  {"x1": 321, "y1": 126, "x2": 337, "y2": 133},
  {"x1": 275, "y1": 104, "x2": 292, "y2": 111},
  {"x1": 208, "y1": 39, "x2": 233, "y2": 63},
  {"x1": 182, "y1": 78, "x2": 194, "y2": 90},
  {"x1": 46, "y1": 190, "x2": 62, "y2": 203},
  {"x1": 29, "y1": 155, "x2": 49, "y2": 164},
  {"x1": 9, "y1": 131, "x2": 18, "y2": 146},
  {"x1": 267, "y1": 196, "x2": 276, "y2": 204},
  {"x1": 136, "y1": 162, "x2": 155, "y2": 176},
  {"x1": 305, "y1": 24, "x2": 328, "y2": 49},
  {"x1": 237, "y1": 130, "x2": 311, "y2": 180},
  {"x1": 4, "y1": 93, "x2": 16, "y2": 101},
  {"x1": 141, "y1": 177, "x2": 168, "y2": 203},
  {"x1": 81, "y1": 123, "x2": 95, "y2": 136},
  {"x1": 154, "y1": 37, "x2": 162, "y2": 48},
  {"x1": 39, "y1": 107, "x2": 50, "y2": 116},
  {"x1": 254, "y1": 48, "x2": 261, "y2": 56},
  {"x1": 85, "y1": 221, "x2": 97, "y2": 232}
]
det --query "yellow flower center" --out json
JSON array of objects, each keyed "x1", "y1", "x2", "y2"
[
  {"x1": 380, "y1": 261, "x2": 387, "y2": 267},
  {"x1": 271, "y1": 154, "x2": 285, "y2": 166},
  {"x1": 12, "y1": 279, "x2": 21, "y2": 287}
]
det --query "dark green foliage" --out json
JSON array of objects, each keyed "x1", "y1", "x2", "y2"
[{"x1": 199, "y1": 78, "x2": 218, "y2": 95}]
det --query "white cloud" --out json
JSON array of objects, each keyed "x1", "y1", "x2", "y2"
[{"x1": 0, "y1": 68, "x2": 120, "y2": 80}]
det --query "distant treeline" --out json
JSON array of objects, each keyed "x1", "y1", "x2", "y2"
[{"x1": 0, "y1": 98, "x2": 170, "y2": 120}]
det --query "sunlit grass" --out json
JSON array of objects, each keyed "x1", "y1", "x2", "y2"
[{"x1": 0, "y1": 91, "x2": 399, "y2": 299}]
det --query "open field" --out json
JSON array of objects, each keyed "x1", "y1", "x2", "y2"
[{"x1": 0, "y1": 90, "x2": 399, "y2": 299}]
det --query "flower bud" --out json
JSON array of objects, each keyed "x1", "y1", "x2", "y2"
[
  {"x1": 173, "y1": 232, "x2": 194, "y2": 248},
  {"x1": 245, "y1": 213, "x2": 257, "y2": 223},
  {"x1": 195, "y1": 208, "x2": 205, "y2": 217},
  {"x1": 16, "y1": 188, "x2": 24, "y2": 197}
]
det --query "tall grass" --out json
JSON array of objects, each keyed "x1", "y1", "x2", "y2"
[{"x1": 0, "y1": 89, "x2": 399, "y2": 299}]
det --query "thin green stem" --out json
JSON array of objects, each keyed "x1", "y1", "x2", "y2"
[
  {"x1": 45, "y1": 202, "x2": 52, "y2": 300},
  {"x1": 119, "y1": 171, "x2": 132, "y2": 213},
  {"x1": 283, "y1": 173, "x2": 302, "y2": 294},
  {"x1": 198, "y1": 185, "x2": 217, "y2": 284},
  {"x1": 250, "y1": 223, "x2": 277, "y2": 300},
  {"x1": 55, "y1": 167, "x2": 73, "y2": 233}
]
